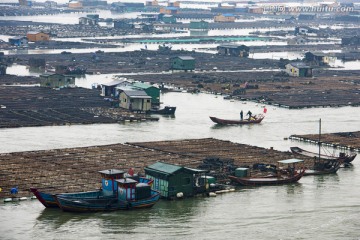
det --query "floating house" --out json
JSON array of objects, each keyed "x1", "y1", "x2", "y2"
[
  {"x1": 146, "y1": 0, "x2": 158, "y2": 6},
  {"x1": 217, "y1": 44, "x2": 249, "y2": 57},
  {"x1": 79, "y1": 17, "x2": 98, "y2": 25},
  {"x1": 189, "y1": 20, "x2": 208, "y2": 36},
  {"x1": 44, "y1": 1, "x2": 57, "y2": 8},
  {"x1": 114, "y1": 20, "x2": 133, "y2": 30},
  {"x1": 304, "y1": 52, "x2": 335, "y2": 65},
  {"x1": 68, "y1": 0, "x2": 83, "y2": 8},
  {"x1": 160, "y1": 7, "x2": 178, "y2": 14},
  {"x1": 287, "y1": 36, "x2": 307, "y2": 45},
  {"x1": 101, "y1": 79, "x2": 131, "y2": 97},
  {"x1": 26, "y1": 31, "x2": 50, "y2": 42},
  {"x1": 131, "y1": 82, "x2": 160, "y2": 106},
  {"x1": 171, "y1": 56, "x2": 195, "y2": 71},
  {"x1": 29, "y1": 58, "x2": 46, "y2": 68},
  {"x1": 210, "y1": 3, "x2": 236, "y2": 13},
  {"x1": 0, "y1": 63, "x2": 6, "y2": 75},
  {"x1": 144, "y1": 162, "x2": 207, "y2": 199},
  {"x1": 9, "y1": 37, "x2": 28, "y2": 47},
  {"x1": 285, "y1": 62, "x2": 313, "y2": 77},
  {"x1": 39, "y1": 73, "x2": 76, "y2": 88},
  {"x1": 214, "y1": 13, "x2": 236, "y2": 22},
  {"x1": 162, "y1": 14, "x2": 176, "y2": 24},
  {"x1": 298, "y1": 13, "x2": 316, "y2": 20},
  {"x1": 119, "y1": 89, "x2": 152, "y2": 111},
  {"x1": 341, "y1": 36, "x2": 360, "y2": 46}
]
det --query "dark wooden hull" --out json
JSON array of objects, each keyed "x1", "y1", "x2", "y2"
[
  {"x1": 229, "y1": 169, "x2": 305, "y2": 186},
  {"x1": 54, "y1": 190, "x2": 160, "y2": 212},
  {"x1": 210, "y1": 114, "x2": 264, "y2": 125},
  {"x1": 290, "y1": 147, "x2": 357, "y2": 163},
  {"x1": 148, "y1": 106, "x2": 176, "y2": 115},
  {"x1": 30, "y1": 187, "x2": 112, "y2": 208},
  {"x1": 30, "y1": 177, "x2": 154, "y2": 208}
]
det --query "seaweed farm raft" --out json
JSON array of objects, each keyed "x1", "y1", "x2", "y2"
[{"x1": 0, "y1": 138, "x2": 315, "y2": 199}]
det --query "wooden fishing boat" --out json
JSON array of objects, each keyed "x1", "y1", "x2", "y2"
[
  {"x1": 209, "y1": 114, "x2": 264, "y2": 125},
  {"x1": 290, "y1": 146, "x2": 357, "y2": 163},
  {"x1": 229, "y1": 159, "x2": 305, "y2": 186},
  {"x1": 30, "y1": 169, "x2": 153, "y2": 208},
  {"x1": 291, "y1": 118, "x2": 357, "y2": 164},
  {"x1": 30, "y1": 169, "x2": 126, "y2": 208},
  {"x1": 148, "y1": 106, "x2": 176, "y2": 115},
  {"x1": 304, "y1": 159, "x2": 342, "y2": 176},
  {"x1": 54, "y1": 178, "x2": 160, "y2": 212}
]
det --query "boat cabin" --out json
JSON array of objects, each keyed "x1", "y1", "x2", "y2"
[
  {"x1": 116, "y1": 178, "x2": 152, "y2": 201},
  {"x1": 98, "y1": 169, "x2": 125, "y2": 196},
  {"x1": 277, "y1": 159, "x2": 304, "y2": 176}
]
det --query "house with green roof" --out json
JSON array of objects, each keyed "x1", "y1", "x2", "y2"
[
  {"x1": 144, "y1": 162, "x2": 207, "y2": 199},
  {"x1": 131, "y1": 82, "x2": 160, "y2": 106}
]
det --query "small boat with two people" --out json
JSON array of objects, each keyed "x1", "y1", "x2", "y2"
[
  {"x1": 209, "y1": 114, "x2": 265, "y2": 125},
  {"x1": 228, "y1": 159, "x2": 305, "y2": 186}
]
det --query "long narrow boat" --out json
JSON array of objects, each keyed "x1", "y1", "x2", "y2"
[
  {"x1": 229, "y1": 169, "x2": 305, "y2": 186},
  {"x1": 148, "y1": 106, "x2": 176, "y2": 115},
  {"x1": 209, "y1": 114, "x2": 265, "y2": 125},
  {"x1": 54, "y1": 178, "x2": 160, "y2": 212},
  {"x1": 229, "y1": 159, "x2": 305, "y2": 186},
  {"x1": 30, "y1": 169, "x2": 153, "y2": 208},
  {"x1": 30, "y1": 169, "x2": 126, "y2": 208},
  {"x1": 290, "y1": 146, "x2": 357, "y2": 163}
]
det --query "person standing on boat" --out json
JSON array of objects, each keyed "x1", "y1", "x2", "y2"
[
  {"x1": 246, "y1": 110, "x2": 252, "y2": 120},
  {"x1": 240, "y1": 110, "x2": 243, "y2": 120}
]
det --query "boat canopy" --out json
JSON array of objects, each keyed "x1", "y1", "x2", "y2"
[{"x1": 278, "y1": 159, "x2": 304, "y2": 164}]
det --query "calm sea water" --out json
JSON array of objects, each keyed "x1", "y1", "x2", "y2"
[
  {"x1": 1, "y1": 9, "x2": 360, "y2": 239},
  {"x1": 0, "y1": 93, "x2": 359, "y2": 239}
]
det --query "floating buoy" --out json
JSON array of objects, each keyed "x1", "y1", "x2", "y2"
[
  {"x1": 208, "y1": 192, "x2": 217, "y2": 197},
  {"x1": 229, "y1": 189, "x2": 235, "y2": 192},
  {"x1": 4, "y1": 198, "x2": 12, "y2": 202},
  {"x1": 19, "y1": 197, "x2": 27, "y2": 201},
  {"x1": 176, "y1": 192, "x2": 184, "y2": 198}
]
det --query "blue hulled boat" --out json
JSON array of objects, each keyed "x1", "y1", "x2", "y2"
[
  {"x1": 54, "y1": 178, "x2": 160, "y2": 212},
  {"x1": 30, "y1": 169, "x2": 153, "y2": 208}
]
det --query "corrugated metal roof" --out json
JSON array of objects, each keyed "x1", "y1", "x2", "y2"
[
  {"x1": 178, "y1": 56, "x2": 195, "y2": 60},
  {"x1": 123, "y1": 90, "x2": 151, "y2": 98},
  {"x1": 27, "y1": 31, "x2": 41, "y2": 35},
  {"x1": 289, "y1": 62, "x2": 311, "y2": 68},
  {"x1": 146, "y1": 162, "x2": 182, "y2": 175},
  {"x1": 98, "y1": 169, "x2": 125, "y2": 175},
  {"x1": 102, "y1": 80, "x2": 126, "y2": 87},
  {"x1": 132, "y1": 82, "x2": 155, "y2": 89}
]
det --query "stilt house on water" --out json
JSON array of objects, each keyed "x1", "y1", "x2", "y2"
[{"x1": 144, "y1": 162, "x2": 208, "y2": 199}]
